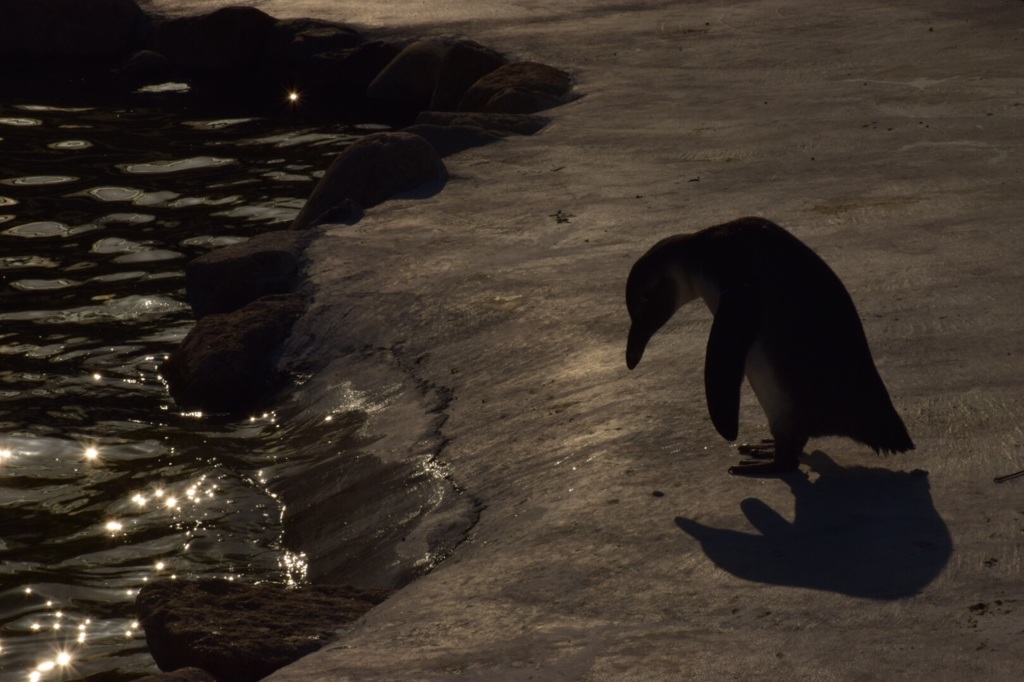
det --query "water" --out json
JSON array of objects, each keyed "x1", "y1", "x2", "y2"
[{"x1": 0, "y1": 86, "x2": 379, "y2": 680}]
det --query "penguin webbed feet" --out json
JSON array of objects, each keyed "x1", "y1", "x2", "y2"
[
  {"x1": 729, "y1": 439, "x2": 802, "y2": 476},
  {"x1": 736, "y1": 439, "x2": 775, "y2": 460}
]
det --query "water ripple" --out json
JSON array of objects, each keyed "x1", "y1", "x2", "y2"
[
  {"x1": 0, "y1": 295, "x2": 188, "y2": 324},
  {"x1": 83, "y1": 186, "x2": 144, "y2": 202},
  {"x1": 0, "y1": 117, "x2": 42, "y2": 126},
  {"x1": 0, "y1": 91, "x2": 368, "y2": 680},
  {"x1": 48, "y1": 139, "x2": 93, "y2": 150},
  {"x1": 3, "y1": 221, "x2": 69, "y2": 238},
  {"x1": 1, "y1": 175, "x2": 77, "y2": 186},
  {"x1": 118, "y1": 157, "x2": 236, "y2": 174}
]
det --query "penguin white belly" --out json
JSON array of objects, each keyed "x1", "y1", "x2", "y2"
[{"x1": 743, "y1": 342, "x2": 789, "y2": 429}]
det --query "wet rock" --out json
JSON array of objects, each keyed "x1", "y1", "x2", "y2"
[
  {"x1": 114, "y1": 49, "x2": 171, "y2": 78},
  {"x1": 137, "y1": 579, "x2": 389, "y2": 682},
  {"x1": 429, "y1": 40, "x2": 507, "y2": 111},
  {"x1": 458, "y1": 61, "x2": 573, "y2": 113},
  {"x1": 416, "y1": 110, "x2": 551, "y2": 135},
  {"x1": 366, "y1": 38, "x2": 452, "y2": 110},
  {"x1": 160, "y1": 293, "x2": 306, "y2": 415},
  {"x1": 305, "y1": 197, "x2": 363, "y2": 228},
  {"x1": 484, "y1": 85, "x2": 568, "y2": 114},
  {"x1": 0, "y1": 0, "x2": 143, "y2": 58},
  {"x1": 303, "y1": 40, "x2": 402, "y2": 106},
  {"x1": 138, "y1": 668, "x2": 218, "y2": 682},
  {"x1": 292, "y1": 132, "x2": 446, "y2": 229},
  {"x1": 185, "y1": 231, "x2": 311, "y2": 319},
  {"x1": 150, "y1": 6, "x2": 277, "y2": 70},
  {"x1": 402, "y1": 123, "x2": 504, "y2": 157},
  {"x1": 262, "y1": 18, "x2": 361, "y2": 67}
]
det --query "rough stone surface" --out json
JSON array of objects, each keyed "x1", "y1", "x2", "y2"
[
  {"x1": 365, "y1": 38, "x2": 452, "y2": 110},
  {"x1": 262, "y1": 17, "x2": 361, "y2": 66},
  {"x1": 429, "y1": 40, "x2": 507, "y2": 111},
  {"x1": 415, "y1": 110, "x2": 550, "y2": 135},
  {"x1": 402, "y1": 123, "x2": 504, "y2": 157},
  {"x1": 458, "y1": 61, "x2": 573, "y2": 112},
  {"x1": 137, "y1": 579, "x2": 389, "y2": 682},
  {"x1": 185, "y1": 231, "x2": 310, "y2": 318},
  {"x1": 138, "y1": 668, "x2": 218, "y2": 682},
  {"x1": 0, "y1": 0, "x2": 143, "y2": 58},
  {"x1": 160, "y1": 293, "x2": 306, "y2": 414},
  {"x1": 150, "y1": 6, "x2": 277, "y2": 70},
  {"x1": 291, "y1": 132, "x2": 446, "y2": 229}
]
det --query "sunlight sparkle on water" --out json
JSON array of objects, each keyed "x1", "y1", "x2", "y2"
[
  {"x1": 83, "y1": 446, "x2": 99, "y2": 461},
  {"x1": 34, "y1": 650, "x2": 73, "y2": 676}
]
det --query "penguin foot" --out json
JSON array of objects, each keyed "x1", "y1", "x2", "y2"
[
  {"x1": 729, "y1": 442, "x2": 801, "y2": 476},
  {"x1": 736, "y1": 439, "x2": 775, "y2": 460},
  {"x1": 728, "y1": 459, "x2": 801, "y2": 476}
]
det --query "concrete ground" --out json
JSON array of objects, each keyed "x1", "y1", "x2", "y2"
[{"x1": 150, "y1": 1, "x2": 1024, "y2": 679}]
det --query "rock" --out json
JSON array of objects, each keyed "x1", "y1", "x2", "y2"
[
  {"x1": 115, "y1": 49, "x2": 170, "y2": 78},
  {"x1": 185, "y1": 231, "x2": 310, "y2": 319},
  {"x1": 416, "y1": 110, "x2": 551, "y2": 135},
  {"x1": 0, "y1": 0, "x2": 143, "y2": 58},
  {"x1": 458, "y1": 61, "x2": 573, "y2": 113},
  {"x1": 137, "y1": 579, "x2": 389, "y2": 682},
  {"x1": 402, "y1": 123, "x2": 504, "y2": 158},
  {"x1": 366, "y1": 39, "x2": 452, "y2": 110},
  {"x1": 429, "y1": 40, "x2": 507, "y2": 111},
  {"x1": 138, "y1": 668, "x2": 218, "y2": 682},
  {"x1": 304, "y1": 197, "x2": 363, "y2": 228},
  {"x1": 262, "y1": 18, "x2": 361, "y2": 67},
  {"x1": 291, "y1": 132, "x2": 446, "y2": 229},
  {"x1": 483, "y1": 85, "x2": 568, "y2": 115},
  {"x1": 160, "y1": 294, "x2": 306, "y2": 414},
  {"x1": 150, "y1": 6, "x2": 277, "y2": 70},
  {"x1": 303, "y1": 41, "x2": 402, "y2": 105}
]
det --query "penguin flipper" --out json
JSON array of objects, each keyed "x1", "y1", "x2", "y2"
[{"x1": 705, "y1": 287, "x2": 760, "y2": 441}]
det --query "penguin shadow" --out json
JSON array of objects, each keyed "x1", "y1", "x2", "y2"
[{"x1": 675, "y1": 451, "x2": 952, "y2": 600}]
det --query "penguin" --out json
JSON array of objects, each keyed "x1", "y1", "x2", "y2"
[{"x1": 625, "y1": 216, "x2": 914, "y2": 475}]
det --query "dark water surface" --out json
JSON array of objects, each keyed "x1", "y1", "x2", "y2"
[{"x1": 0, "y1": 85, "x2": 378, "y2": 680}]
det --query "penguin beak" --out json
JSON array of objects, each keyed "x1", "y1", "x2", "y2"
[{"x1": 626, "y1": 324, "x2": 651, "y2": 370}]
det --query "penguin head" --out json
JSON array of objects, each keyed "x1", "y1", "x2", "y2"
[{"x1": 625, "y1": 237, "x2": 696, "y2": 369}]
